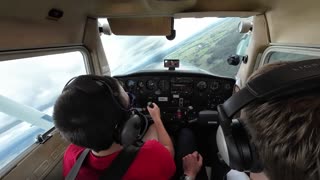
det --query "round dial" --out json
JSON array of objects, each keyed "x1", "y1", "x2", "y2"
[
  {"x1": 224, "y1": 83, "x2": 232, "y2": 90},
  {"x1": 158, "y1": 80, "x2": 169, "y2": 91},
  {"x1": 210, "y1": 81, "x2": 220, "y2": 91},
  {"x1": 197, "y1": 81, "x2": 207, "y2": 90},
  {"x1": 146, "y1": 80, "x2": 156, "y2": 90},
  {"x1": 138, "y1": 81, "x2": 144, "y2": 88},
  {"x1": 126, "y1": 80, "x2": 136, "y2": 89}
]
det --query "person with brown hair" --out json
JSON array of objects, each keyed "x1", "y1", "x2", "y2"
[{"x1": 242, "y1": 62, "x2": 320, "y2": 180}]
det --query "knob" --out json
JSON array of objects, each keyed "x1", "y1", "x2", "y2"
[
  {"x1": 147, "y1": 102, "x2": 154, "y2": 108},
  {"x1": 227, "y1": 55, "x2": 241, "y2": 66}
]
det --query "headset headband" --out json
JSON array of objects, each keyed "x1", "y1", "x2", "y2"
[
  {"x1": 222, "y1": 59, "x2": 320, "y2": 119},
  {"x1": 62, "y1": 75, "x2": 131, "y2": 112}
]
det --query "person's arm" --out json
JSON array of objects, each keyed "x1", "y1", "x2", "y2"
[
  {"x1": 142, "y1": 124, "x2": 158, "y2": 141},
  {"x1": 182, "y1": 151, "x2": 203, "y2": 180},
  {"x1": 147, "y1": 103, "x2": 175, "y2": 157}
]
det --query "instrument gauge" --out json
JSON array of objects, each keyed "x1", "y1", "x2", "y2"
[
  {"x1": 197, "y1": 81, "x2": 207, "y2": 91},
  {"x1": 126, "y1": 80, "x2": 136, "y2": 89},
  {"x1": 138, "y1": 81, "x2": 145, "y2": 88},
  {"x1": 210, "y1": 81, "x2": 220, "y2": 91},
  {"x1": 224, "y1": 83, "x2": 232, "y2": 90},
  {"x1": 146, "y1": 80, "x2": 156, "y2": 90}
]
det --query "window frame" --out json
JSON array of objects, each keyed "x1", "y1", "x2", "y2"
[
  {"x1": 0, "y1": 46, "x2": 92, "y2": 176},
  {"x1": 0, "y1": 46, "x2": 93, "y2": 73},
  {"x1": 259, "y1": 45, "x2": 320, "y2": 67}
]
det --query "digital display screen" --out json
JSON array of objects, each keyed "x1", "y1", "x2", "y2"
[{"x1": 164, "y1": 59, "x2": 180, "y2": 68}]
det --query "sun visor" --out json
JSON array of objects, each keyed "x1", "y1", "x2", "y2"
[
  {"x1": 108, "y1": 17, "x2": 172, "y2": 36},
  {"x1": 222, "y1": 59, "x2": 320, "y2": 117}
]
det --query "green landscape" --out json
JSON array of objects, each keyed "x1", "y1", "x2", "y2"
[{"x1": 165, "y1": 18, "x2": 248, "y2": 78}]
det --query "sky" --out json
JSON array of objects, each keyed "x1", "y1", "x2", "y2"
[
  {"x1": 99, "y1": 17, "x2": 220, "y2": 75},
  {"x1": 0, "y1": 51, "x2": 86, "y2": 169}
]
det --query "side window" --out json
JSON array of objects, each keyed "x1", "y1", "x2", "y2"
[
  {"x1": 262, "y1": 48, "x2": 320, "y2": 65},
  {"x1": 268, "y1": 52, "x2": 319, "y2": 63},
  {"x1": 0, "y1": 51, "x2": 87, "y2": 170}
]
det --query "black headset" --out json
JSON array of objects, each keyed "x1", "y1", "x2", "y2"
[
  {"x1": 216, "y1": 59, "x2": 320, "y2": 172},
  {"x1": 62, "y1": 75, "x2": 149, "y2": 147}
]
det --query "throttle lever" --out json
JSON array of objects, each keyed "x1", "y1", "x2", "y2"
[
  {"x1": 189, "y1": 110, "x2": 219, "y2": 125},
  {"x1": 198, "y1": 110, "x2": 219, "y2": 125}
]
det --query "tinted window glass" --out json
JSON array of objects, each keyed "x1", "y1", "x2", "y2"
[
  {"x1": 268, "y1": 51, "x2": 319, "y2": 63},
  {"x1": 0, "y1": 51, "x2": 86, "y2": 170}
]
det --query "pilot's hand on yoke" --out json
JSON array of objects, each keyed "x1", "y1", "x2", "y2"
[
  {"x1": 147, "y1": 103, "x2": 161, "y2": 123},
  {"x1": 183, "y1": 151, "x2": 203, "y2": 179}
]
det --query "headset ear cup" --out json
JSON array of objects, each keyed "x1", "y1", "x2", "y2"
[
  {"x1": 248, "y1": 139, "x2": 264, "y2": 173},
  {"x1": 231, "y1": 120, "x2": 253, "y2": 171},
  {"x1": 217, "y1": 125, "x2": 244, "y2": 170},
  {"x1": 217, "y1": 126, "x2": 231, "y2": 166},
  {"x1": 235, "y1": 119, "x2": 264, "y2": 172},
  {"x1": 120, "y1": 114, "x2": 142, "y2": 146},
  {"x1": 218, "y1": 119, "x2": 258, "y2": 172},
  {"x1": 135, "y1": 110, "x2": 149, "y2": 139}
]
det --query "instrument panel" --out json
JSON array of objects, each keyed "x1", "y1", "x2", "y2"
[{"x1": 114, "y1": 71, "x2": 235, "y2": 122}]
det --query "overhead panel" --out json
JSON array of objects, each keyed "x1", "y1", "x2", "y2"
[
  {"x1": 0, "y1": 0, "x2": 91, "y2": 50},
  {"x1": 0, "y1": 0, "x2": 277, "y2": 49},
  {"x1": 266, "y1": 0, "x2": 320, "y2": 45}
]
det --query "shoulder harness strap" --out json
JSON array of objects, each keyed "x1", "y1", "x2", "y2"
[{"x1": 65, "y1": 148, "x2": 90, "y2": 180}]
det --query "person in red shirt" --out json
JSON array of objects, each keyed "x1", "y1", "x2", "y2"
[{"x1": 53, "y1": 75, "x2": 175, "y2": 180}]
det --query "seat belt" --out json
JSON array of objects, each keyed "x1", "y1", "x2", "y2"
[
  {"x1": 65, "y1": 148, "x2": 90, "y2": 180},
  {"x1": 99, "y1": 144, "x2": 142, "y2": 180},
  {"x1": 65, "y1": 143, "x2": 143, "y2": 180}
]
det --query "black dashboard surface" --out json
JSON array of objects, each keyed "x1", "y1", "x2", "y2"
[{"x1": 114, "y1": 71, "x2": 235, "y2": 122}]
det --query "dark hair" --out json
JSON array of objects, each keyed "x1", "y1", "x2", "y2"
[
  {"x1": 53, "y1": 75, "x2": 127, "y2": 152},
  {"x1": 243, "y1": 62, "x2": 320, "y2": 180}
]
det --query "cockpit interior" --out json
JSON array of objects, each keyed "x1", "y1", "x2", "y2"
[{"x1": 1, "y1": 0, "x2": 320, "y2": 180}]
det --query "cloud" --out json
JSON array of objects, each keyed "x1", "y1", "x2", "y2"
[
  {"x1": 0, "y1": 51, "x2": 87, "y2": 168},
  {"x1": 0, "y1": 52, "x2": 86, "y2": 110}
]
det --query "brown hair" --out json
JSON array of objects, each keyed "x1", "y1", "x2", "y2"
[
  {"x1": 243, "y1": 62, "x2": 320, "y2": 180},
  {"x1": 53, "y1": 75, "x2": 128, "y2": 152}
]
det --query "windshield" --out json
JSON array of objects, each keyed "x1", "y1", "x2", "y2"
[{"x1": 100, "y1": 17, "x2": 250, "y2": 78}]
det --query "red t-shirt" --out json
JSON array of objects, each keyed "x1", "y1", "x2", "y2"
[{"x1": 63, "y1": 140, "x2": 176, "y2": 180}]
